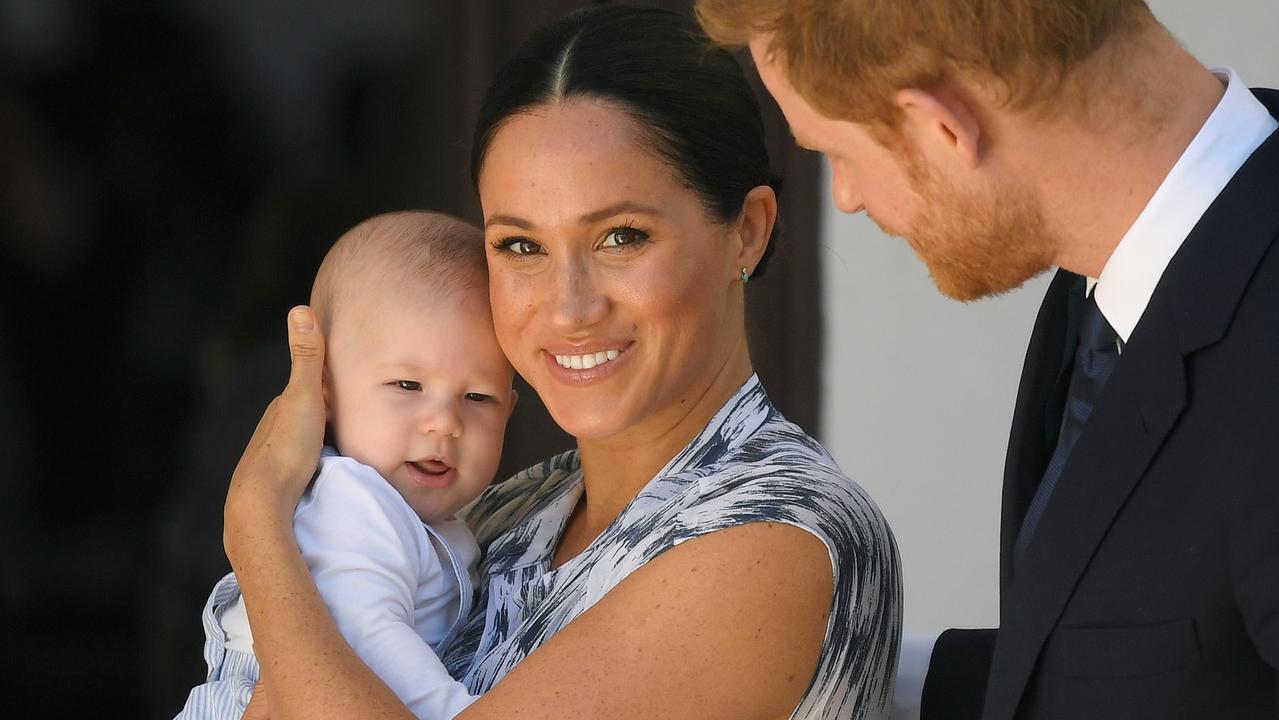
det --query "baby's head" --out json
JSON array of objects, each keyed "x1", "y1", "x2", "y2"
[{"x1": 311, "y1": 210, "x2": 514, "y2": 523}]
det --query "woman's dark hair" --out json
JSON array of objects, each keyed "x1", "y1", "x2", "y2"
[{"x1": 471, "y1": 5, "x2": 782, "y2": 276}]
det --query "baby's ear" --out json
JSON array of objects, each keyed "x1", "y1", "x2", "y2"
[
  {"x1": 321, "y1": 364, "x2": 333, "y2": 422},
  {"x1": 507, "y1": 387, "x2": 519, "y2": 419}
]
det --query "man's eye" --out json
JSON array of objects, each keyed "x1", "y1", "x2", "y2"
[
  {"x1": 395, "y1": 380, "x2": 422, "y2": 391},
  {"x1": 464, "y1": 392, "x2": 492, "y2": 403},
  {"x1": 600, "y1": 226, "x2": 649, "y2": 248}
]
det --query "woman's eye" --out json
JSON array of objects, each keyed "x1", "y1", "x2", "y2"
[
  {"x1": 395, "y1": 380, "x2": 422, "y2": 391},
  {"x1": 495, "y1": 238, "x2": 543, "y2": 256},
  {"x1": 601, "y1": 226, "x2": 649, "y2": 249},
  {"x1": 464, "y1": 392, "x2": 492, "y2": 403}
]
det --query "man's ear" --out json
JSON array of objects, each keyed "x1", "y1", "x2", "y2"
[
  {"x1": 895, "y1": 87, "x2": 982, "y2": 168},
  {"x1": 734, "y1": 185, "x2": 778, "y2": 278}
]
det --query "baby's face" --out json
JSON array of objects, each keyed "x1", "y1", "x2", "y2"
[{"x1": 325, "y1": 286, "x2": 515, "y2": 523}]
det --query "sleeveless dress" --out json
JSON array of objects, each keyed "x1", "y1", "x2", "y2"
[{"x1": 440, "y1": 376, "x2": 902, "y2": 719}]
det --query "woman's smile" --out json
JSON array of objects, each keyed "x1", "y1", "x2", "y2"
[
  {"x1": 480, "y1": 100, "x2": 758, "y2": 442},
  {"x1": 544, "y1": 341, "x2": 635, "y2": 384}
]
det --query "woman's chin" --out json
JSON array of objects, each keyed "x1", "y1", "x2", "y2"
[{"x1": 542, "y1": 401, "x2": 636, "y2": 442}]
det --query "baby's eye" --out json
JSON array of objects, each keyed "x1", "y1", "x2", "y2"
[
  {"x1": 394, "y1": 380, "x2": 422, "y2": 392},
  {"x1": 494, "y1": 238, "x2": 543, "y2": 256},
  {"x1": 600, "y1": 226, "x2": 649, "y2": 249},
  {"x1": 464, "y1": 392, "x2": 493, "y2": 403}
]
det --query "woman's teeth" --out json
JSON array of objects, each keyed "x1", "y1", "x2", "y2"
[{"x1": 554, "y1": 349, "x2": 621, "y2": 370}]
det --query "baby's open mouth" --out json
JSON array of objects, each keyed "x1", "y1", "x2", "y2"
[
  {"x1": 410, "y1": 459, "x2": 452, "y2": 475},
  {"x1": 406, "y1": 458, "x2": 456, "y2": 488}
]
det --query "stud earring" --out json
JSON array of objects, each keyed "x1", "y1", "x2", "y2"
[{"x1": 741, "y1": 267, "x2": 751, "y2": 284}]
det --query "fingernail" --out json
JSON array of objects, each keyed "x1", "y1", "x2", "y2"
[{"x1": 291, "y1": 308, "x2": 313, "y2": 333}]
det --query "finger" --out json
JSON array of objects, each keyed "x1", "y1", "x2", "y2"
[
  {"x1": 284, "y1": 305, "x2": 325, "y2": 401},
  {"x1": 243, "y1": 682, "x2": 270, "y2": 719}
]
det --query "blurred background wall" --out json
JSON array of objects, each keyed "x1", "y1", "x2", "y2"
[
  {"x1": 819, "y1": 0, "x2": 1279, "y2": 636},
  {"x1": 0, "y1": 1, "x2": 820, "y2": 716}
]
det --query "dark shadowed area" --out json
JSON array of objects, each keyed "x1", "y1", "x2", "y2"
[{"x1": 0, "y1": 0, "x2": 820, "y2": 716}]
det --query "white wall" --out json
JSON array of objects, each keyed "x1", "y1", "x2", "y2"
[{"x1": 818, "y1": 0, "x2": 1279, "y2": 635}]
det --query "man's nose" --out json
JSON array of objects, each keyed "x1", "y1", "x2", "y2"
[{"x1": 830, "y1": 161, "x2": 865, "y2": 214}]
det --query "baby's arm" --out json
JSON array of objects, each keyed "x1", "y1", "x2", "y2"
[
  {"x1": 294, "y1": 458, "x2": 478, "y2": 719},
  {"x1": 173, "y1": 573, "x2": 259, "y2": 720}
]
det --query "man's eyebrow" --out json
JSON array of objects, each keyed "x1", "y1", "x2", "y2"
[{"x1": 484, "y1": 202, "x2": 663, "y2": 231}]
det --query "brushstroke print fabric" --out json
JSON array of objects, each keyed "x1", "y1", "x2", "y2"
[{"x1": 440, "y1": 375, "x2": 901, "y2": 719}]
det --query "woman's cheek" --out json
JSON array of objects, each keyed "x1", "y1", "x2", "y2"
[{"x1": 488, "y1": 269, "x2": 536, "y2": 354}]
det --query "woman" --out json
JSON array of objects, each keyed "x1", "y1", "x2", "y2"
[{"x1": 224, "y1": 6, "x2": 901, "y2": 719}]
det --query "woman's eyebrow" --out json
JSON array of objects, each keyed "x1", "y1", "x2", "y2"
[
  {"x1": 485, "y1": 202, "x2": 663, "y2": 231},
  {"x1": 578, "y1": 201, "x2": 662, "y2": 224},
  {"x1": 485, "y1": 214, "x2": 531, "y2": 230}
]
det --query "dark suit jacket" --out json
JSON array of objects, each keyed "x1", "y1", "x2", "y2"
[{"x1": 922, "y1": 89, "x2": 1279, "y2": 719}]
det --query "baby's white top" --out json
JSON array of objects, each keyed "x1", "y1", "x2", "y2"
[{"x1": 222, "y1": 450, "x2": 481, "y2": 718}]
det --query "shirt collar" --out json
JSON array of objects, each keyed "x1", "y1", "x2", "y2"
[{"x1": 1093, "y1": 67, "x2": 1278, "y2": 342}]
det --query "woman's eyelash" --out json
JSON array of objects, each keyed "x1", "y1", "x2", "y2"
[
  {"x1": 491, "y1": 237, "x2": 542, "y2": 256},
  {"x1": 490, "y1": 224, "x2": 651, "y2": 255},
  {"x1": 602, "y1": 222, "x2": 651, "y2": 247}
]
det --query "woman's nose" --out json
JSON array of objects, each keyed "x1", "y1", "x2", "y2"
[
  {"x1": 419, "y1": 399, "x2": 462, "y2": 438},
  {"x1": 550, "y1": 258, "x2": 608, "y2": 329}
]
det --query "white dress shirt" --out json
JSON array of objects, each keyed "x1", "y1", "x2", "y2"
[{"x1": 893, "y1": 68, "x2": 1277, "y2": 719}]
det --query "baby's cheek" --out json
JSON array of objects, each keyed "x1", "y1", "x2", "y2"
[{"x1": 476, "y1": 421, "x2": 507, "y2": 480}]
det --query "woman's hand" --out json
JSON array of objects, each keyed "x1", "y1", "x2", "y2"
[
  {"x1": 243, "y1": 682, "x2": 270, "y2": 720},
  {"x1": 224, "y1": 306, "x2": 328, "y2": 563}
]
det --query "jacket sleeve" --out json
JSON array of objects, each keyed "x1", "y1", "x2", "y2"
[{"x1": 920, "y1": 628, "x2": 998, "y2": 720}]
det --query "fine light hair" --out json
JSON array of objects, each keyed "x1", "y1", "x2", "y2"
[
  {"x1": 310, "y1": 210, "x2": 485, "y2": 335},
  {"x1": 696, "y1": 0, "x2": 1159, "y2": 132}
]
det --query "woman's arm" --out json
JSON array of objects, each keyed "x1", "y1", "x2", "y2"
[
  {"x1": 225, "y1": 308, "x2": 413, "y2": 719},
  {"x1": 228, "y1": 308, "x2": 835, "y2": 720},
  {"x1": 469, "y1": 521, "x2": 833, "y2": 720}
]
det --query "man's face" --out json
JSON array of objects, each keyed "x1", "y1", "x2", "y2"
[{"x1": 749, "y1": 36, "x2": 1056, "y2": 300}]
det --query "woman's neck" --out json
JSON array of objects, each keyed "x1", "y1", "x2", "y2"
[{"x1": 570, "y1": 345, "x2": 754, "y2": 544}]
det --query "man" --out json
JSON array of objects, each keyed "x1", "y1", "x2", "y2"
[{"x1": 696, "y1": 1, "x2": 1279, "y2": 718}]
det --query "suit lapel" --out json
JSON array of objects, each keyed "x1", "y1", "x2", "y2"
[
  {"x1": 985, "y1": 306, "x2": 1188, "y2": 720},
  {"x1": 998, "y1": 270, "x2": 1081, "y2": 592},
  {"x1": 984, "y1": 90, "x2": 1279, "y2": 720}
]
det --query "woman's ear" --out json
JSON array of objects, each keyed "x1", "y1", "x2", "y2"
[
  {"x1": 895, "y1": 86, "x2": 982, "y2": 168},
  {"x1": 734, "y1": 185, "x2": 778, "y2": 278}
]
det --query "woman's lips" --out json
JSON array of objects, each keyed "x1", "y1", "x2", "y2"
[
  {"x1": 406, "y1": 459, "x2": 455, "y2": 488},
  {"x1": 544, "y1": 342, "x2": 633, "y2": 384}
]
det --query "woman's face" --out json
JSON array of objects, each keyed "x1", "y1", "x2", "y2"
[{"x1": 478, "y1": 100, "x2": 746, "y2": 442}]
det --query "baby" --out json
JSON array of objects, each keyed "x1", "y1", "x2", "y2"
[{"x1": 176, "y1": 211, "x2": 514, "y2": 719}]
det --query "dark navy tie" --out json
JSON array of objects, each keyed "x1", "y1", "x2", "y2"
[{"x1": 1014, "y1": 291, "x2": 1120, "y2": 565}]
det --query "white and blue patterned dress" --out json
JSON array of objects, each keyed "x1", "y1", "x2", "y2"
[{"x1": 440, "y1": 376, "x2": 902, "y2": 719}]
